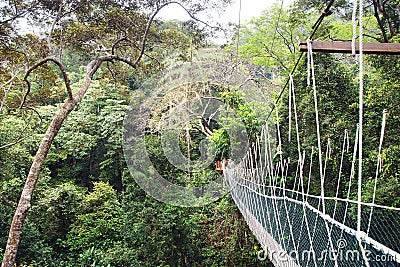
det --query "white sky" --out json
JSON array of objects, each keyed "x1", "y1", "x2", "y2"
[
  {"x1": 157, "y1": 0, "x2": 284, "y2": 24},
  {"x1": 157, "y1": 0, "x2": 293, "y2": 43}
]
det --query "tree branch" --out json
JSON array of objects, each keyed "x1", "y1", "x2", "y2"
[
  {"x1": 262, "y1": 45, "x2": 288, "y2": 70},
  {"x1": 364, "y1": 34, "x2": 383, "y2": 42},
  {"x1": 0, "y1": 71, "x2": 21, "y2": 90},
  {"x1": 112, "y1": 37, "x2": 161, "y2": 66},
  {"x1": 47, "y1": 2, "x2": 64, "y2": 53},
  {"x1": 19, "y1": 57, "x2": 73, "y2": 108},
  {"x1": 1, "y1": 82, "x2": 13, "y2": 113},
  {"x1": 133, "y1": 4, "x2": 162, "y2": 66},
  {"x1": 1, "y1": 71, "x2": 21, "y2": 112},
  {"x1": 0, "y1": 11, "x2": 27, "y2": 25},
  {"x1": 162, "y1": 1, "x2": 219, "y2": 30},
  {"x1": 0, "y1": 2, "x2": 38, "y2": 25},
  {"x1": 100, "y1": 55, "x2": 138, "y2": 69},
  {"x1": 111, "y1": 37, "x2": 129, "y2": 55},
  {"x1": 195, "y1": 118, "x2": 213, "y2": 137},
  {"x1": 276, "y1": 29, "x2": 294, "y2": 53},
  {"x1": 134, "y1": 1, "x2": 219, "y2": 66},
  {"x1": 372, "y1": 0, "x2": 389, "y2": 42}
]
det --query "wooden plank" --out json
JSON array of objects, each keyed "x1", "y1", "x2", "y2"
[{"x1": 299, "y1": 41, "x2": 400, "y2": 55}]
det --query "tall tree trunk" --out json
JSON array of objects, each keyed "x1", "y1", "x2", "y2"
[
  {"x1": 1, "y1": 59, "x2": 102, "y2": 267},
  {"x1": 1, "y1": 3, "x2": 199, "y2": 264}
]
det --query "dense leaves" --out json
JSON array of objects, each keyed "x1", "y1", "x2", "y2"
[
  {"x1": 1, "y1": 0, "x2": 400, "y2": 266},
  {"x1": 0, "y1": 80, "x2": 271, "y2": 266}
]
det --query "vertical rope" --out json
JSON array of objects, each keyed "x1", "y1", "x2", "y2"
[
  {"x1": 308, "y1": 39, "x2": 339, "y2": 267},
  {"x1": 256, "y1": 136, "x2": 268, "y2": 236},
  {"x1": 307, "y1": 43, "x2": 311, "y2": 87},
  {"x1": 307, "y1": 40, "x2": 325, "y2": 215},
  {"x1": 357, "y1": 0, "x2": 364, "y2": 235},
  {"x1": 367, "y1": 110, "x2": 387, "y2": 236},
  {"x1": 323, "y1": 130, "x2": 349, "y2": 267},
  {"x1": 288, "y1": 75, "x2": 292, "y2": 142},
  {"x1": 235, "y1": 0, "x2": 242, "y2": 60},
  {"x1": 356, "y1": 1, "x2": 371, "y2": 266},
  {"x1": 352, "y1": 0, "x2": 358, "y2": 55},
  {"x1": 290, "y1": 75, "x2": 302, "y2": 161},
  {"x1": 307, "y1": 147, "x2": 314, "y2": 200},
  {"x1": 298, "y1": 145, "x2": 318, "y2": 267},
  {"x1": 341, "y1": 124, "x2": 359, "y2": 238},
  {"x1": 333, "y1": 130, "x2": 349, "y2": 220},
  {"x1": 274, "y1": 106, "x2": 288, "y2": 252},
  {"x1": 265, "y1": 123, "x2": 278, "y2": 238}
]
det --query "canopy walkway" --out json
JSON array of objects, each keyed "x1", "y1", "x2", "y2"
[
  {"x1": 225, "y1": 2, "x2": 400, "y2": 263},
  {"x1": 225, "y1": 119, "x2": 400, "y2": 266},
  {"x1": 224, "y1": 58, "x2": 400, "y2": 266}
]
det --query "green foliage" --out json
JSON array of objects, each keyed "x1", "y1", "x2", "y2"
[
  {"x1": 209, "y1": 128, "x2": 230, "y2": 160},
  {"x1": 1, "y1": 73, "x2": 272, "y2": 266},
  {"x1": 237, "y1": 4, "x2": 312, "y2": 75},
  {"x1": 64, "y1": 182, "x2": 123, "y2": 267},
  {"x1": 210, "y1": 91, "x2": 268, "y2": 160},
  {"x1": 361, "y1": 54, "x2": 400, "y2": 206},
  {"x1": 37, "y1": 80, "x2": 131, "y2": 190},
  {"x1": 12, "y1": 1, "x2": 400, "y2": 266},
  {"x1": 31, "y1": 183, "x2": 85, "y2": 246},
  {"x1": 121, "y1": 181, "x2": 272, "y2": 267},
  {"x1": 276, "y1": 53, "x2": 358, "y2": 194}
]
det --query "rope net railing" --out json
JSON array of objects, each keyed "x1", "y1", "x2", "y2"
[
  {"x1": 225, "y1": 2, "x2": 400, "y2": 264},
  {"x1": 225, "y1": 107, "x2": 400, "y2": 266}
]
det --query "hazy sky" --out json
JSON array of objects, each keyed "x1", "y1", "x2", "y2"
[
  {"x1": 156, "y1": 0, "x2": 292, "y2": 43},
  {"x1": 157, "y1": 0, "x2": 285, "y2": 24}
]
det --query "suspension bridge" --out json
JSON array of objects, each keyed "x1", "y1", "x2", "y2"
[
  {"x1": 225, "y1": 105, "x2": 400, "y2": 266},
  {"x1": 224, "y1": 1, "x2": 400, "y2": 266}
]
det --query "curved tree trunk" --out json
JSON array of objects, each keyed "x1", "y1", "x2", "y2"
[
  {"x1": 1, "y1": 3, "x2": 204, "y2": 264},
  {"x1": 1, "y1": 60, "x2": 102, "y2": 267}
]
